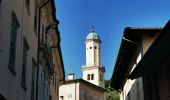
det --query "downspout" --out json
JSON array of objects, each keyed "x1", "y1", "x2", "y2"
[{"x1": 36, "y1": 0, "x2": 51, "y2": 100}]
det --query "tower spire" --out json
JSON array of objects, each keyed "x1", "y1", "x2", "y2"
[{"x1": 91, "y1": 26, "x2": 95, "y2": 32}]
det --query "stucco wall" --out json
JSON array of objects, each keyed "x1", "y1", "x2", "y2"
[
  {"x1": 0, "y1": 0, "x2": 37, "y2": 100},
  {"x1": 80, "y1": 82, "x2": 104, "y2": 100},
  {"x1": 119, "y1": 32, "x2": 161, "y2": 100},
  {"x1": 59, "y1": 81, "x2": 104, "y2": 100},
  {"x1": 86, "y1": 41, "x2": 100, "y2": 65},
  {"x1": 59, "y1": 82, "x2": 79, "y2": 100},
  {"x1": 82, "y1": 66, "x2": 104, "y2": 88},
  {"x1": 142, "y1": 33, "x2": 160, "y2": 54}
]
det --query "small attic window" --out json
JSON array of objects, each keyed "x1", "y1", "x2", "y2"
[
  {"x1": 90, "y1": 47, "x2": 92, "y2": 49},
  {"x1": 94, "y1": 46, "x2": 97, "y2": 49}
]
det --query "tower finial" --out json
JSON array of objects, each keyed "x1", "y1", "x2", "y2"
[{"x1": 91, "y1": 26, "x2": 95, "y2": 32}]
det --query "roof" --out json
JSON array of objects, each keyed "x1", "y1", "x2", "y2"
[
  {"x1": 86, "y1": 31, "x2": 100, "y2": 40},
  {"x1": 110, "y1": 27, "x2": 162, "y2": 91},
  {"x1": 60, "y1": 78, "x2": 105, "y2": 92},
  {"x1": 129, "y1": 20, "x2": 170, "y2": 79}
]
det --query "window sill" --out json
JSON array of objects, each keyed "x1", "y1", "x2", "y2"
[{"x1": 8, "y1": 64, "x2": 16, "y2": 75}]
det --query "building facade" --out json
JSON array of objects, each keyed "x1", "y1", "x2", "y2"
[
  {"x1": 0, "y1": 0, "x2": 38, "y2": 100},
  {"x1": 37, "y1": 0, "x2": 65, "y2": 100},
  {"x1": 59, "y1": 76, "x2": 105, "y2": 100},
  {"x1": 129, "y1": 20, "x2": 170, "y2": 100},
  {"x1": 0, "y1": 0, "x2": 65, "y2": 100},
  {"x1": 59, "y1": 30, "x2": 105, "y2": 100},
  {"x1": 110, "y1": 27, "x2": 162, "y2": 100}
]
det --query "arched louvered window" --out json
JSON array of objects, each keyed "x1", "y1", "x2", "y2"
[
  {"x1": 87, "y1": 74, "x2": 90, "y2": 80},
  {"x1": 91, "y1": 74, "x2": 94, "y2": 80}
]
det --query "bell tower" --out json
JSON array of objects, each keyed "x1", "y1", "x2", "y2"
[{"x1": 82, "y1": 28, "x2": 105, "y2": 88}]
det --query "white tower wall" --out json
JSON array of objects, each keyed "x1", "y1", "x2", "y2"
[
  {"x1": 82, "y1": 31, "x2": 105, "y2": 88},
  {"x1": 86, "y1": 41, "x2": 100, "y2": 65}
]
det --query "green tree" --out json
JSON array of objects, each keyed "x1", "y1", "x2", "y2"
[{"x1": 105, "y1": 80, "x2": 120, "y2": 100}]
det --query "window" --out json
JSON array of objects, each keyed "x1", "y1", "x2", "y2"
[
  {"x1": 25, "y1": 0, "x2": 30, "y2": 15},
  {"x1": 8, "y1": 11, "x2": 20, "y2": 75},
  {"x1": 21, "y1": 38, "x2": 29, "y2": 91},
  {"x1": 90, "y1": 47, "x2": 92, "y2": 49},
  {"x1": 81, "y1": 91, "x2": 86, "y2": 100},
  {"x1": 88, "y1": 96, "x2": 92, "y2": 100},
  {"x1": 91, "y1": 74, "x2": 94, "y2": 80},
  {"x1": 31, "y1": 58, "x2": 36, "y2": 100},
  {"x1": 100, "y1": 74, "x2": 103, "y2": 81},
  {"x1": 68, "y1": 93, "x2": 72, "y2": 99},
  {"x1": 34, "y1": 0, "x2": 38, "y2": 33},
  {"x1": 0, "y1": 94, "x2": 6, "y2": 100},
  {"x1": 34, "y1": 15, "x2": 37, "y2": 32},
  {"x1": 87, "y1": 74, "x2": 90, "y2": 80},
  {"x1": 94, "y1": 96, "x2": 97, "y2": 100},
  {"x1": 94, "y1": 46, "x2": 97, "y2": 49},
  {"x1": 60, "y1": 96, "x2": 64, "y2": 100}
]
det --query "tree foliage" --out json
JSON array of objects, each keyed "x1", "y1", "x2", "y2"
[{"x1": 105, "y1": 80, "x2": 120, "y2": 100}]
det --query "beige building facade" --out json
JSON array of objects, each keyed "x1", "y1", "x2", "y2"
[
  {"x1": 37, "y1": 0, "x2": 65, "y2": 100},
  {"x1": 0, "y1": 0, "x2": 38, "y2": 100},
  {"x1": 0, "y1": 0, "x2": 65, "y2": 100},
  {"x1": 110, "y1": 27, "x2": 162, "y2": 100},
  {"x1": 59, "y1": 77, "x2": 105, "y2": 100},
  {"x1": 129, "y1": 20, "x2": 170, "y2": 100}
]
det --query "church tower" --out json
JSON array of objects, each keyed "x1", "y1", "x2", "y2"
[{"x1": 82, "y1": 28, "x2": 105, "y2": 88}]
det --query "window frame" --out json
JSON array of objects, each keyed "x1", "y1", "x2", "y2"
[
  {"x1": 91, "y1": 74, "x2": 94, "y2": 80},
  {"x1": 25, "y1": 0, "x2": 30, "y2": 15},
  {"x1": 8, "y1": 11, "x2": 20, "y2": 75},
  {"x1": 21, "y1": 37, "x2": 29, "y2": 91},
  {"x1": 34, "y1": 0, "x2": 38, "y2": 34},
  {"x1": 87, "y1": 74, "x2": 90, "y2": 80}
]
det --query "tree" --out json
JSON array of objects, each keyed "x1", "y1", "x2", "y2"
[{"x1": 105, "y1": 80, "x2": 120, "y2": 100}]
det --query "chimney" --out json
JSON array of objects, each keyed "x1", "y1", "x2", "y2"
[{"x1": 68, "y1": 73, "x2": 74, "y2": 80}]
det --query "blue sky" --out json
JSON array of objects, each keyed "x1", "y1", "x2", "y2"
[{"x1": 55, "y1": 0, "x2": 170, "y2": 80}]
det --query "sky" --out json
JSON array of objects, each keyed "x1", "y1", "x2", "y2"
[{"x1": 54, "y1": 0, "x2": 170, "y2": 80}]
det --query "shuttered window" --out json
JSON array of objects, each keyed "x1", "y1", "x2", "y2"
[{"x1": 8, "y1": 11, "x2": 20, "y2": 75}]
